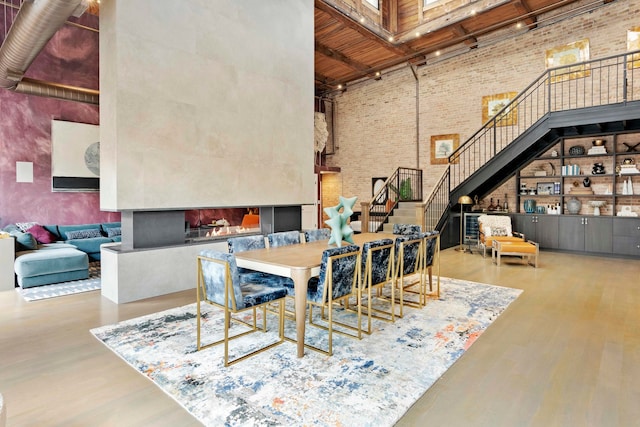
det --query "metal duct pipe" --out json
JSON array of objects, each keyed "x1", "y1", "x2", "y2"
[
  {"x1": 17, "y1": 76, "x2": 99, "y2": 104},
  {"x1": 0, "y1": 0, "x2": 98, "y2": 105}
]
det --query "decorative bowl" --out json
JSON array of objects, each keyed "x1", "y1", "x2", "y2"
[{"x1": 592, "y1": 139, "x2": 606, "y2": 146}]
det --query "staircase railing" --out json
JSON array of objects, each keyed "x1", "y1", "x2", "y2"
[
  {"x1": 420, "y1": 49, "x2": 640, "y2": 232},
  {"x1": 419, "y1": 167, "x2": 450, "y2": 231},
  {"x1": 360, "y1": 167, "x2": 422, "y2": 233},
  {"x1": 448, "y1": 49, "x2": 640, "y2": 190}
]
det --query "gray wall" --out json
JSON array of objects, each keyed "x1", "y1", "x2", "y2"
[{"x1": 100, "y1": 0, "x2": 315, "y2": 211}]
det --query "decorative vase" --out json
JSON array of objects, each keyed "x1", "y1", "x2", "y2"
[
  {"x1": 566, "y1": 197, "x2": 582, "y2": 214},
  {"x1": 629, "y1": 177, "x2": 634, "y2": 195},
  {"x1": 523, "y1": 199, "x2": 536, "y2": 214}
]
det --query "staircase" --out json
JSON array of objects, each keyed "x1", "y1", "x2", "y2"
[
  {"x1": 419, "y1": 49, "x2": 640, "y2": 244},
  {"x1": 382, "y1": 202, "x2": 420, "y2": 233}
]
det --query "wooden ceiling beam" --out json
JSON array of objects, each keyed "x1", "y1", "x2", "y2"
[
  {"x1": 315, "y1": 0, "x2": 415, "y2": 57},
  {"x1": 315, "y1": 72, "x2": 336, "y2": 91},
  {"x1": 451, "y1": 24, "x2": 478, "y2": 48},
  {"x1": 315, "y1": 41, "x2": 379, "y2": 79},
  {"x1": 316, "y1": 41, "x2": 369, "y2": 72},
  {"x1": 513, "y1": 0, "x2": 536, "y2": 29}
]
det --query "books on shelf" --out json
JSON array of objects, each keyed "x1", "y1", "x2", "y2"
[
  {"x1": 619, "y1": 164, "x2": 640, "y2": 175},
  {"x1": 561, "y1": 164, "x2": 580, "y2": 176},
  {"x1": 587, "y1": 146, "x2": 607, "y2": 155}
]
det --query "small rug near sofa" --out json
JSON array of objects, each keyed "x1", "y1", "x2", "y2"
[
  {"x1": 91, "y1": 277, "x2": 522, "y2": 427},
  {"x1": 17, "y1": 262, "x2": 101, "y2": 302}
]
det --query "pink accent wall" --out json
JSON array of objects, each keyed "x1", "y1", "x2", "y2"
[{"x1": 0, "y1": 12, "x2": 120, "y2": 228}]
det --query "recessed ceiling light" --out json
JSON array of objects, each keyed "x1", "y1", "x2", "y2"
[
  {"x1": 471, "y1": 9, "x2": 476, "y2": 15},
  {"x1": 435, "y1": 50, "x2": 441, "y2": 56},
  {"x1": 375, "y1": 71, "x2": 381, "y2": 76},
  {"x1": 388, "y1": 36, "x2": 394, "y2": 42},
  {"x1": 516, "y1": 22, "x2": 522, "y2": 29},
  {"x1": 360, "y1": 17, "x2": 365, "y2": 23},
  {"x1": 337, "y1": 84, "x2": 343, "y2": 90},
  {"x1": 415, "y1": 32, "x2": 421, "y2": 37}
]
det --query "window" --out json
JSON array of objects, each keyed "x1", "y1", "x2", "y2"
[
  {"x1": 424, "y1": 0, "x2": 439, "y2": 6},
  {"x1": 364, "y1": 0, "x2": 379, "y2": 10}
]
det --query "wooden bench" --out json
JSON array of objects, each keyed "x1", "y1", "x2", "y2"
[{"x1": 492, "y1": 240, "x2": 539, "y2": 268}]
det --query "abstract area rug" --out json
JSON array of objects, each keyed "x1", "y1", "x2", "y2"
[
  {"x1": 18, "y1": 262, "x2": 101, "y2": 301},
  {"x1": 91, "y1": 277, "x2": 522, "y2": 426}
]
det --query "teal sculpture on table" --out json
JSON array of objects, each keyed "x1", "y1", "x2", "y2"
[{"x1": 324, "y1": 196, "x2": 357, "y2": 247}]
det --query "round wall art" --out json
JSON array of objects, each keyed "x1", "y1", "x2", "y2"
[{"x1": 84, "y1": 142, "x2": 100, "y2": 176}]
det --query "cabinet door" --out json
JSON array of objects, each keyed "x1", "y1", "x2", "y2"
[
  {"x1": 613, "y1": 218, "x2": 640, "y2": 256},
  {"x1": 537, "y1": 215, "x2": 559, "y2": 249},
  {"x1": 584, "y1": 217, "x2": 612, "y2": 253},
  {"x1": 512, "y1": 214, "x2": 536, "y2": 240},
  {"x1": 559, "y1": 216, "x2": 584, "y2": 251}
]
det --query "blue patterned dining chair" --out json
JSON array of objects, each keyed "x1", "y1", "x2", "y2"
[
  {"x1": 303, "y1": 228, "x2": 331, "y2": 243},
  {"x1": 421, "y1": 231, "x2": 441, "y2": 301},
  {"x1": 267, "y1": 230, "x2": 301, "y2": 248},
  {"x1": 305, "y1": 245, "x2": 361, "y2": 356},
  {"x1": 227, "y1": 235, "x2": 295, "y2": 296},
  {"x1": 227, "y1": 235, "x2": 267, "y2": 278},
  {"x1": 196, "y1": 250, "x2": 288, "y2": 367},
  {"x1": 359, "y1": 238, "x2": 395, "y2": 334},
  {"x1": 392, "y1": 224, "x2": 422, "y2": 235},
  {"x1": 393, "y1": 234, "x2": 424, "y2": 317}
]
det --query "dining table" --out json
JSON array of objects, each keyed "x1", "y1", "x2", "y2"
[{"x1": 234, "y1": 232, "x2": 396, "y2": 357}]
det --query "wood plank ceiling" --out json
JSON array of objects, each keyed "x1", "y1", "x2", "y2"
[{"x1": 315, "y1": 0, "x2": 607, "y2": 96}]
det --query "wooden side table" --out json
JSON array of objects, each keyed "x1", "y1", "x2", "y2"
[{"x1": 0, "y1": 237, "x2": 15, "y2": 290}]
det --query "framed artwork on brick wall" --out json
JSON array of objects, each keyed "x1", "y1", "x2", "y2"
[
  {"x1": 482, "y1": 92, "x2": 518, "y2": 126},
  {"x1": 430, "y1": 134, "x2": 459, "y2": 165},
  {"x1": 545, "y1": 39, "x2": 590, "y2": 83},
  {"x1": 627, "y1": 27, "x2": 640, "y2": 69},
  {"x1": 372, "y1": 177, "x2": 387, "y2": 205}
]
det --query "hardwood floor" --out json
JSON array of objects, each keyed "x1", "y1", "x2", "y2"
[{"x1": 0, "y1": 248, "x2": 638, "y2": 426}]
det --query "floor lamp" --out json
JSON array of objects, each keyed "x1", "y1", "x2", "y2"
[{"x1": 456, "y1": 195, "x2": 473, "y2": 252}]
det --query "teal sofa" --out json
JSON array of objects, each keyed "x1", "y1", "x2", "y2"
[{"x1": 3, "y1": 222, "x2": 121, "y2": 288}]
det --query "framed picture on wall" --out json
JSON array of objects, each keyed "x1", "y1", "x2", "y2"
[
  {"x1": 482, "y1": 92, "x2": 518, "y2": 126},
  {"x1": 430, "y1": 134, "x2": 459, "y2": 165},
  {"x1": 545, "y1": 39, "x2": 590, "y2": 83},
  {"x1": 51, "y1": 120, "x2": 100, "y2": 192},
  {"x1": 372, "y1": 177, "x2": 387, "y2": 204}
]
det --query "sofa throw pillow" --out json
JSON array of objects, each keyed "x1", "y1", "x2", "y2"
[
  {"x1": 15, "y1": 221, "x2": 38, "y2": 232},
  {"x1": 9, "y1": 230, "x2": 38, "y2": 251},
  {"x1": 492, "y1": 226, "x2": 509, "y2": 236},
  {"x1": 26, "y1": 224, "x2": 56, "y2": 244},
  {"x1": 65, "y1": 229, "x2": 102, "y2": 240},
  {"x1": 106, "y1": 227, "x2": 121, "y2": 238},
  {"x1": 2, "y1": 224, "x2": 19, "y2": 233}
]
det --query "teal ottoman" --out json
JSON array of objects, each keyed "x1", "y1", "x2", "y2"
[{"x1": 14, "y1": 246, "x2": 89, "y2": 288}]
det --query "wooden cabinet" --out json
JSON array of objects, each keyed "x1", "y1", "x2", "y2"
[
  {"x1": 558, "y1": 216, "x2": 612, "y2": 253},
  {"x1": 613, "y1": 218, "x2": 640, "y2": 256},
  {"x1": 511, "y1": 214, "x2": 559, "y2": 249}
]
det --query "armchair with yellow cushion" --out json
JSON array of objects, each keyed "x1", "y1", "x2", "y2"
[{"x1": 477, "y1": 214, "x2": 525, "y2": 258}]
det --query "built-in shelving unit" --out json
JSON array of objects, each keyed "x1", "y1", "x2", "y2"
[
  {"x1": 513, "y1": 132, "x2": 640, "y2": 258},
  {"x1": 516, "y1": 133, "x2": 639, "y2": 217}
]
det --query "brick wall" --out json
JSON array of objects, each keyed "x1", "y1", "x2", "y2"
[{"x1": 326, "y1": 0, "x2": 637, "y2": 213}]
